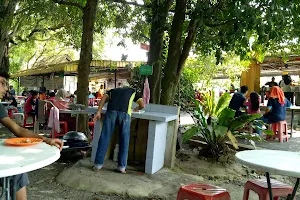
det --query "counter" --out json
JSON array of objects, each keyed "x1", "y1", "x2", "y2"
[{"x1": 89, "y1": 103, "x2": 179, "y2": 174}]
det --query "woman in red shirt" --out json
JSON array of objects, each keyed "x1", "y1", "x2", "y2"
[{"x1": 24, "y1": 90, "x2": 38, "y2": 116}]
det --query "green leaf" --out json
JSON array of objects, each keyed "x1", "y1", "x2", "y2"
[
  {"x1": 217, "y1": 107, "x2": 235, "y2": 126},
  {"x1": 215, "y1": 93, "x2": 231, "y2": 116},
  {"x1": 182, "y1": 126, "x2": 198, "y2": 143},
  {"x1": 213, "y1": 124, "x2": 228, "y2": 138},
  {"x1": 263, "y1": 129, "x2": 274, "y2": 135},
  {"x1": 227, "y1": 130, "x2": 239, "y2": 149},
  {"x1": 229, "y1": 114, "x2": 262, "y2": 131}
]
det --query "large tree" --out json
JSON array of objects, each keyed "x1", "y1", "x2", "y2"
[{"x1": 146, "y1": 0, "x2": 300, "y2": 105}]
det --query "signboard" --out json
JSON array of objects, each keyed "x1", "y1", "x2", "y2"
[
  {"x1": 140, "y1": 65, "x2": 153, "y2": 75},
  {"x1": 140, "y1": 43, "x2": 150, "y2": 51}
]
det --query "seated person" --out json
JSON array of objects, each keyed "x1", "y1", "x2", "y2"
[
  {"x1": 0, "y1": 71, "x2": 63, "y2": 200},
  {"x1": 245, "y1": 92, "x2": 261, "y2": 114},
  {"x1": 53, "y1": 88, "x2": 69, "y2": 110},
  {"x1": 260, "y1": 86, "x2": 291, "y2": 124},
  {"x1": 24, "y1": 90, "x2": 38, "y2": 116},
  {"x1": 229, "y1": 85, "x2": 248, "y2": 117},
  {"x1": 47, "y1": 92, "x2": 56, "y2": 101}
]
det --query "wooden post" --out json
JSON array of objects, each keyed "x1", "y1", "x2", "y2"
[{"x1": 240, "y1": 60, "x2": 260, "y2": 93}]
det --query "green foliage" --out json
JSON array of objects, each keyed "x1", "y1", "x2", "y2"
[
  {"x1": 182, "y1": 95, "x2": 264, "y2": 158},
  {"x1": 127, "y1": 66, "x2": 144, "y2": 95}
]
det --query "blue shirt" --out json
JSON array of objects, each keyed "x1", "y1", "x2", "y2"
[
  {"x1": 229, "y1": 93, "x2": 246, "y2": 117},
  {"x1": 265, "y1": 98, "x2": 291, "y2": 123}
]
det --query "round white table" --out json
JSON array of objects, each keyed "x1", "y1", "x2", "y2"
[
  {"x1": 236, "y1": 150, "x2": 300, "y2": 200},
  {"x1": 0, "y1": 139, "x2": 60, "y2": 200}
]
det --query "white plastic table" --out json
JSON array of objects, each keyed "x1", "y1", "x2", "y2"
[
  {"x1": 236, "y1": 150, "x2": 300, "y2": 200},
  {"x1": 0, "y1": 139, "x2": 60, "y2": 200}
]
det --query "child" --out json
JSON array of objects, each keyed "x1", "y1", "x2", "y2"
[{"x1": 245, "y1": 92, "x2": 261, "y2": 114}]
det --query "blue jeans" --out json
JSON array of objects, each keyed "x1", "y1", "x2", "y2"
[{"x1": 95, "y1": 110, "x2": 131, "y2": 170}]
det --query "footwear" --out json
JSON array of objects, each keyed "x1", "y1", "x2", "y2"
[
  {"x1": 92, "y1": 164, "x2": 102, "y2": 172},
  {"x1": 114, "y1": 169, "x2": 126, "y2": 174}
]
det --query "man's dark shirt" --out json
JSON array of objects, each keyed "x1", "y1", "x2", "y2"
[
  {"x1": 229, "y1": 93, "x2": 246, "y2": 117},
  {"x1": 265, "y1": 81, "x2": 278, "y2": 87},
  {"x1": 106, "y1": 88, "x2": 142, "y2": 115}
]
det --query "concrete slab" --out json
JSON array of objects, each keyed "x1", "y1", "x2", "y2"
[{"x1": 56, "y1": 157, "x2": 205, "y2": 199}]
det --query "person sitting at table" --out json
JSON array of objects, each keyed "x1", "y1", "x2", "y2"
[
  {"x1": 53, "y1": 88, "x2": 69, "y2": 110},
  {"x1": 229, "y1": 85, "x2": 248, "y2": 117},
  {"x1": 47, "y1": 91, "x2": 56, "y2": 101},
  {"x1": 0, "y1": 71, "x2": 63, "y2": 200},
  {"x1": 257, "y1": 86, "x2": 292, "y2": 134},
  {"x1": 245, "y1": 92, "x2": 261, "y2": 114},
  {"x1": 24, "y1": 90, "x2": 38, "y2": 117}
]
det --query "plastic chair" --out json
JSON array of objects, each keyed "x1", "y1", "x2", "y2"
[
  {"x1": 53, "y1": 121, "x2": 68, "y2": 138},
  {"x1": 12, "y1": 113, "x2": 24, "y2": 126},
  {"x1": 8, "y1": 108, "x2": 18, "y2": 118},
  {"x1": 266, "y1": 120, "x2": 288, "y2": 142},
  {"x1": 243, "y1": 179, "x2": 294, "y2": 200},
  {"x1": 23, "y1": 113, "x2": 35, "y2": 128},
  {"x1": 177, "y1": 183, "x2": 230, "y2": 200}
]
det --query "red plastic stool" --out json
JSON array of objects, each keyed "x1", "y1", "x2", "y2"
[
  {"x1": 8, "y1": 108, "x2": 18, "y2": 118},
  {"x1": 53, "y1": 121, "x2": 68, "y2": 138},
  {"x1": 88, "y1": 121, "x2": 94, "y2": 139},
  {"x1": 243, "y1": 179, "x2": 293, "y2": 200},
  {"x1": 177, "y1": 183, "x2": 230, "y2": 200},
  {"x1": 23, "y1": 113, "x2": 35, "y2": 128},
  {"x1": 266, "y1": 120, "x2": 288, "y2": 142}
]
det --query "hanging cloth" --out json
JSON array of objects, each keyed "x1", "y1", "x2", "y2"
[{"x1": 143, "y1": 78, "x2": 150, "y2": 104}]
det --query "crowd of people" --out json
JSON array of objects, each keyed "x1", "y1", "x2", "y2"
[{"x1": 228, "y1": 84, "x2": 292, "y2": 134}]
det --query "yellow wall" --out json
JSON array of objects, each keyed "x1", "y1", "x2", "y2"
[{"x1": 240, "y1": 61, "x2": 261, "y2": 94}]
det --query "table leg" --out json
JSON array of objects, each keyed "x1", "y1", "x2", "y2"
[
  {"x1": 76, "y1": 114, "x2": 79, "y2": 132},
  {"x1": 287, "y1": 178, "x2": 299, "y2": 200},
  {"x1": 266, "y1": 172, "x2": 273, "y2": 200},
  {"x1": 290, "y1": 109, "x2": 294, "y2": 137},
  {"x1": 0, "y1": 176, "x2": 17, "y2": 200}
]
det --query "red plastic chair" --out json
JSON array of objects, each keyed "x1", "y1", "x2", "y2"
[
  {"x1": 8, "y1": 108, "x2": 18, "y2": 118},
  {"x1": 243, "y1": 179, "x2": 294, "y2": 200},
  {"x1": 266, "y1": 120, "x2": 288, "y2": 142},
  {"x1": 23, "y1": 113, "x2": 35, "y2": 128},
  {"x1": 177, "y1": 183, "x2": 230, "y2": 200},
  {"x1": 53, "y1": 121, "x2": 68, "y2": 138}
]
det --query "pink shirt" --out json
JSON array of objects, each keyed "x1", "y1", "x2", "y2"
[
  {"x1": 245, "y1": 96, "x2": 261, "y2": 114},
  {"x1": 53, "y1": 100, "x2": 69, "y2": 110}
]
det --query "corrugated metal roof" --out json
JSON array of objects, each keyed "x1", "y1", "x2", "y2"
[{"x1": 11, "y1": 60, "x2": 139, "y2": 78}]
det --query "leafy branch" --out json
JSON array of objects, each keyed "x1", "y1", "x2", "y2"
[{"x1": 53, "y1": 0, "x2": 85, "y2": 10}]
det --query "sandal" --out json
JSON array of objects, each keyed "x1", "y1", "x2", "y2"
[
  {"x1": 92, "y1": 166, "x2": 102, "y2": 172},
  {"x1": 114, "y1": 169, "x2": 126, "y2": 174}
]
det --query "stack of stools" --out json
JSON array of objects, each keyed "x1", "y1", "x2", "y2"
[
  {"x1": 177, "y1": 183, "x2": 230, "y2": 200},
  {"x1": 243, "y1": 179, "x2": 293, "y2": 200},
  {"x1": 266, "y1": 120, "x2": 288, "y2": 142}
]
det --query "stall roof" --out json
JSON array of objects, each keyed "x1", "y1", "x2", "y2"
[{"x1": 11, "y1": 60, "x2": 140, "y2": 78}]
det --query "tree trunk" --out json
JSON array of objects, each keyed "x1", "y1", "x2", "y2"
[
  {"x1": 148, "y1": 0, "x2": 172, "y2": 104},
  {"x1": 77, "y1": 0, "x2": 98, "y2": 133},
  {"x1": 0, "y1": 1, "x2": 18, "y2": 72},
  {"x1": 160, "y1": 0, "x2": 187, "y2": 105}
]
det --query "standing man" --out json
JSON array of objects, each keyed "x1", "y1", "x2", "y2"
[
  {"x1": 93, "y1": 87, "x2": 145, "y2": 173},
  {"x1": 0, "y1": 71, "x2": 63, "y2": 200},
  {"x1": 229, "y1": 85, "x2": 248, "y2": 117},
  {"x1": 265, "y1": 77, "x2": 278, "y2": 87}
]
